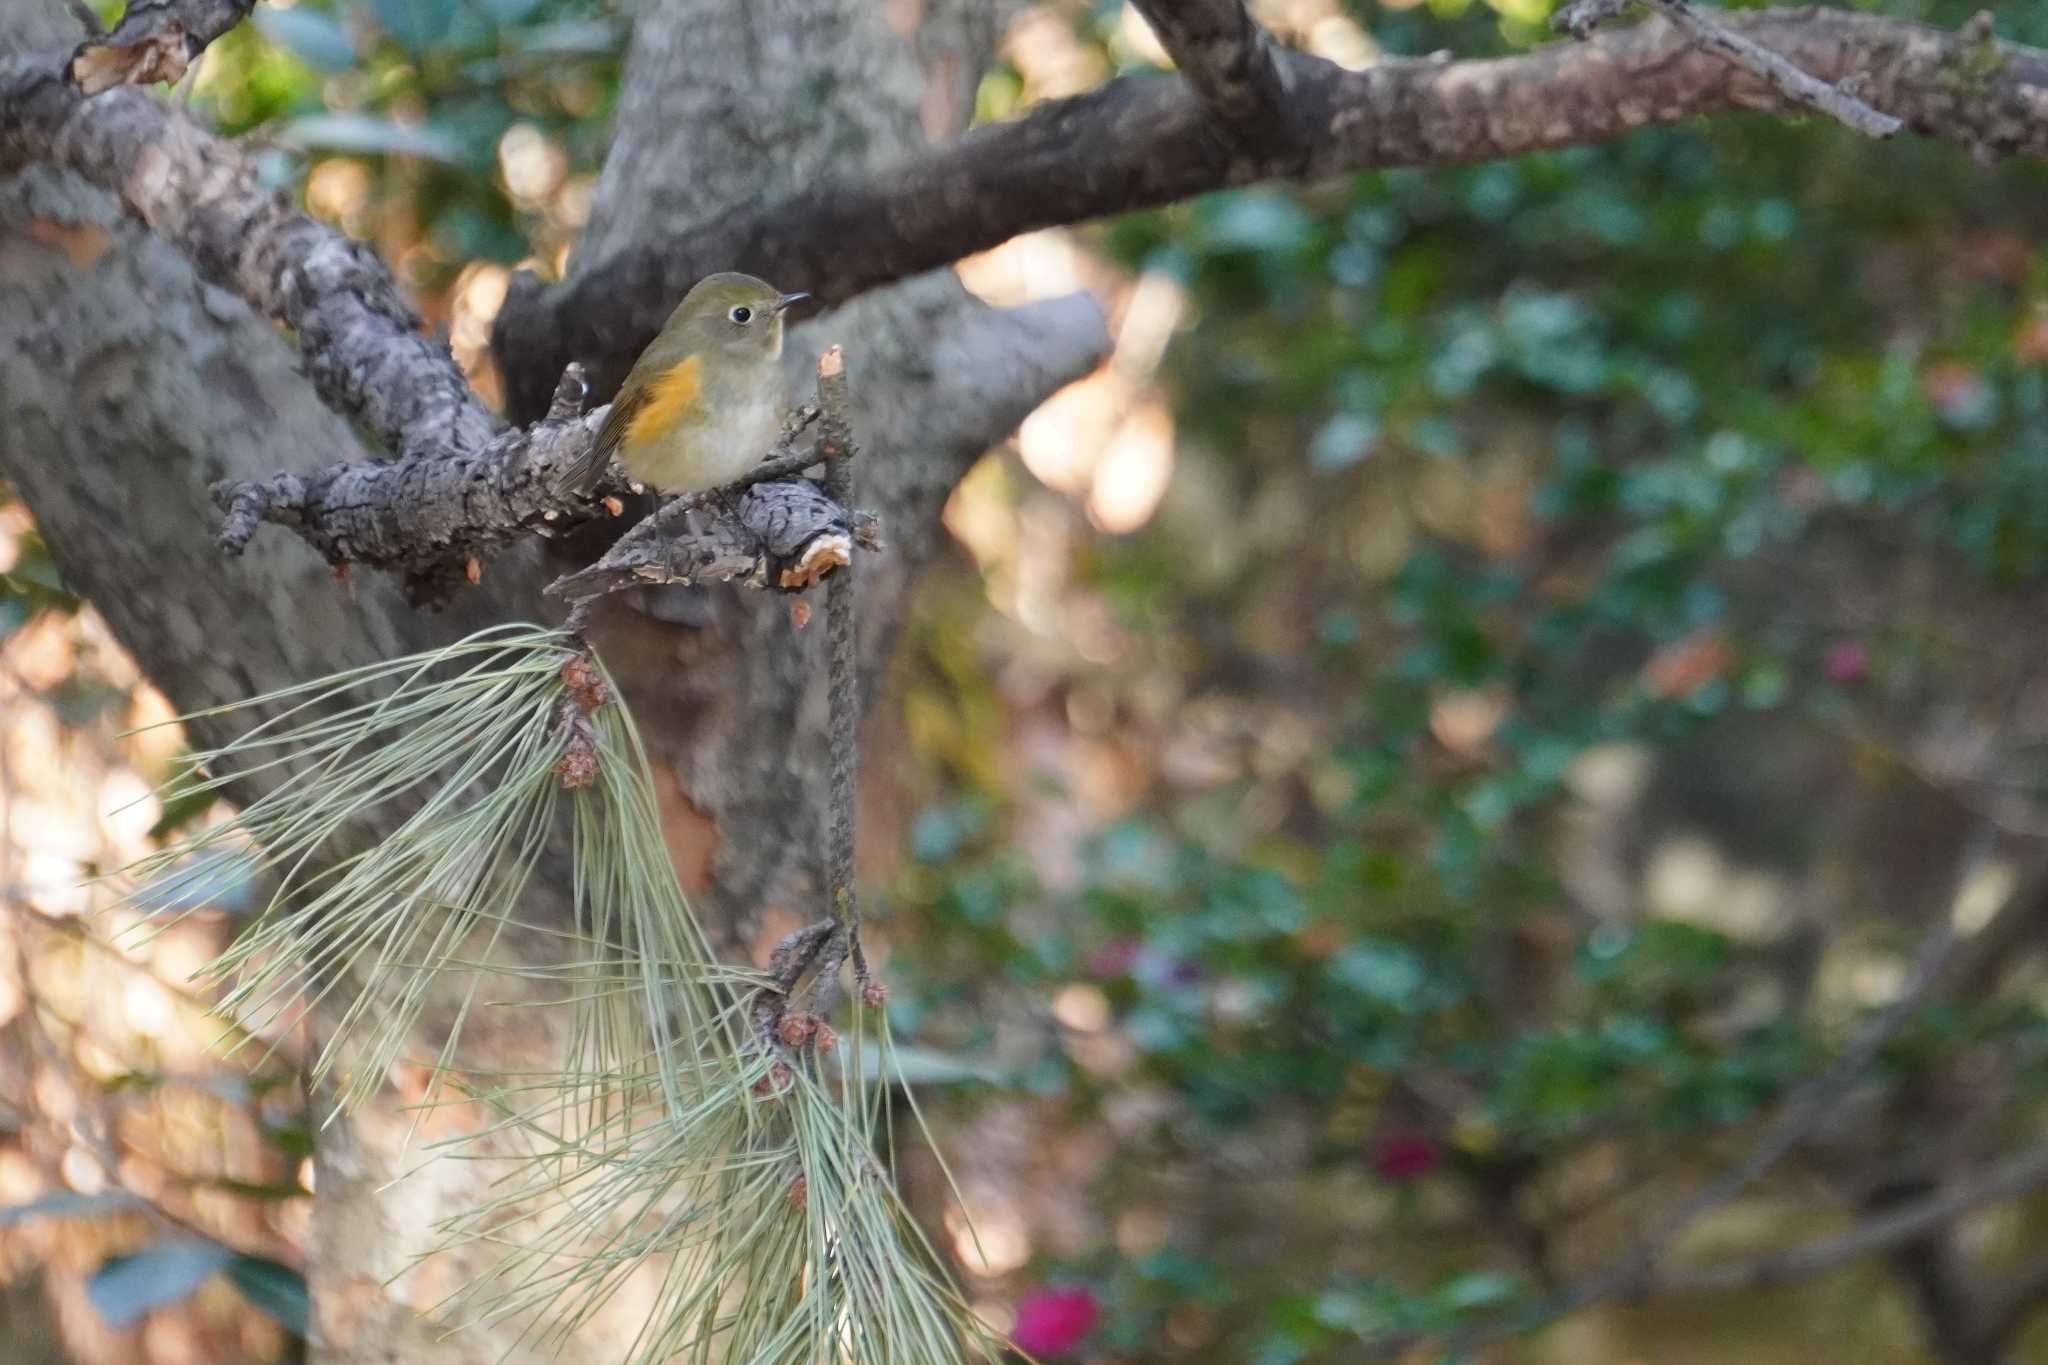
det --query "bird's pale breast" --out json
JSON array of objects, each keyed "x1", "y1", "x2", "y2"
[{"x1": 620, "y1": 357, "x2": 784, "y2": 492}]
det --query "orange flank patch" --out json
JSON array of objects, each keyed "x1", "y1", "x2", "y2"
[{"x1": 625, "y1": 353, "x2": 703, "y2": 447}]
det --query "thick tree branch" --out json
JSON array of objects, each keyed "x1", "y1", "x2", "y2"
[
  {"x1": 207, "y1": 361, "x2": 604, "y2": 595},
  {"x1": 0, "y1": 49, "x2": 497, "y2": 462},
  {"x1": 213, "y1": 358, "x2": 868, "y2": 607},
  {"x1": 1126, "y1": 0, "x2": 1292, "y2": 136},
  {"x1": 67, "y1": 0, "x2": 258, "y2": 95},
  {"x1": 496, "y1": 7, "x2": 2048, "y2": 417}
]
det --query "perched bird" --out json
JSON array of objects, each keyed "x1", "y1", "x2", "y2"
[{"x1": 567, "y1": 272, "x2": 809, "y2": 496}]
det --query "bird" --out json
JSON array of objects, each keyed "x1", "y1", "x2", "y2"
[{"x1": 566, "y1": 272, "x2": 809, "y2": 497}]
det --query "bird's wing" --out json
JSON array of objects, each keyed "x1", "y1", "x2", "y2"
[
  {"x1": 565, "y1": 382, "x2": 647, "y2": 493},
  {"x1": 565, "y1": 353, "x2": 703, "y2": 494}
]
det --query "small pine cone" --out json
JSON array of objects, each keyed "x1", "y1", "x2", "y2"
[
  {"x1": 787, "y1": 1173, "x2": 808, "y2": 1212},
  {"x1": 560, "y1": 654, "x2": 612, "y2": 714},
  {"x1": 777, "y1": 1012, "x2": 818, "y2": 1048},
  {"x1": 553, "y1": 731, "x2": 599, "y2": 788},
  {"x1": 752, "y1": 1060, "x2": 795, "y2": 1099},
  {"x1": 814, "y1": 1023, "x2": 838, "y2": 1054},
  {"x1": 861, "y1": 980, "x2": 889, "y2": 1008}
]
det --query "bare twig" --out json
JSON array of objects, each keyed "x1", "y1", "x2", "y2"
[
  {"x1": 741, "y1": 349, "x2": 876, "y2": 1041},
  {"x1": 1642, "y1": 0, "x2": 1902, "y2": 138},
  {"x1": 210, "y1": 360, "x2": 601, "y2": 593},
  {"x1": 1554, "y1": 0, "x2": 1901, "y2": 137},
  {"x1": 814, "y1": 346, "x2": 870, "y2": 997},
  {"x1": 2, "y1": 47, "x2": 497, "y2": 461}
]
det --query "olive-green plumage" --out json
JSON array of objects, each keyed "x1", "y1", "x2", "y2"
[{"x1": 567, "y1": 272, "x2": 807, "y2": 495}]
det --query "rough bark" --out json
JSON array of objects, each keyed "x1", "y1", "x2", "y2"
[{"x1": 495, "y1": 7, "x2": 2048, "y2": 417}]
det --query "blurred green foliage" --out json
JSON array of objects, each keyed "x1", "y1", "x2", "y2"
[
  {"x1": 895, "y1": 2, "x2": 2048, "y2": 1358},
  {"x1": 199, "y1": 0, "x2": 623, "y2": 286}
]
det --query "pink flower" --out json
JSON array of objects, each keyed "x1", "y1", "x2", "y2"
[
  {"x1": 1824, "y1": 641, "x2": 1868, "y2": 685},
  {"x1": 1085, "y1": 939, "x2": 1141, "y2": 979},
  {"x1": 1373, "y1": 1132, "x2": 1439, "y2": 1183},
  {"x1": 1012, "y1": 1285, "x2": 1102, "y2": 1358}
]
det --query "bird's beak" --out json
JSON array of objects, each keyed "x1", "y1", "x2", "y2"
[{"x1": 772, "y1": 291, "x2": 810, "y2": 316}]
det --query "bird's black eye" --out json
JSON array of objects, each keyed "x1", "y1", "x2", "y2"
[{"x1": 729, "y1": 305, "x2": 752, "y2": 324}]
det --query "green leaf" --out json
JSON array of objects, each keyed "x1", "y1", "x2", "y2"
[
  {"x1": 1201, "y1": 192, "x2": 1316, "y2": 253},
  {"x1": 195, "y1": 1177, "x2": 310, "y2": 1202},
  {"x1": 0, "y1": 1190, "x2": 144, "y2": 1228},
  {"x1": 1329, "y1": 943, "x2": 1425, "y2": 1010},
  {"x1": 280, "y1": 113, "x2": 464, "y2": 163},
  {"x1": 371, "y1": 0, "x2": 454, "y2": 53},
  {"x1": 226, "y1": 1255, "x2": 310, "y2": 1337},
  {"x1": 1310, "y1": 412, "x2": 1378, "y2": 472},
  {"x1": 88, "y1": 1240, "x2": 232, "y2": 1329},
  {"x1": 147, "y1": 753, "x2": 219, "y2": 842},
  {"x1": 251, "y1": 7, "x2": 356, "y2": 72},
  {"x1": 1433, "y1": 1270, "x2": 1522, "y2": 1313}
]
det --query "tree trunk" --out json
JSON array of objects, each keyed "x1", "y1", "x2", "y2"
[{"x1": 0, "y1": 0, "x2": 1100, "y2": 1359}]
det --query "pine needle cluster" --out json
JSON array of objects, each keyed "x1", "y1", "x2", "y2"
[{"x1": 111, "y1": 624, "x2": 1007, "y2": 1362}]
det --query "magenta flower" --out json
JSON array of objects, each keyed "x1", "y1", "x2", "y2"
[
  {"x1": 1085, "y1": 938, "x2": 1141, "y2": 979},
  {"x1": 1373, "y1": 1132, "x2": 1440, "y2": 1183},
  {"x1": 1011, "y1": 1285, "x2": 1102, "y2": 1358},
  {"x1": 1824, "y1": 641, "x2": 1868, "y2": 685}
]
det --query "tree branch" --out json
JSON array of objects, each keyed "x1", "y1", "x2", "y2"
[
  {"x1": 67, "y1": 0, "x2": 258, "y2": 95},
  {"x1": 544, "y1": 476, "x2": 872, "y2": 620},
  {"x1": 1649, "y1": 1140, "x2": 2048, "y2": 1297},
  {"x1": 1555, "y1": 0, "x2": 1902, "y2": 138},
  {"x1": 211, "y1": 355, "x2": 869, "y2": 606},
  {"x1": 1982, "y1": 1251, "x2": 2048, "y2": 1352},
  {"x1": 0, "y1": 49, "x2": 498, "y2": 462},
  {"x1": 207, "y1": 361, "x2": 605, "y2": 596},
  {"x1": 495, "y1": 7, "x2": 2048, "y2": 417},
  {"x1": 1126, "y1": 0, "x2": 1292, "y2": 136}
]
